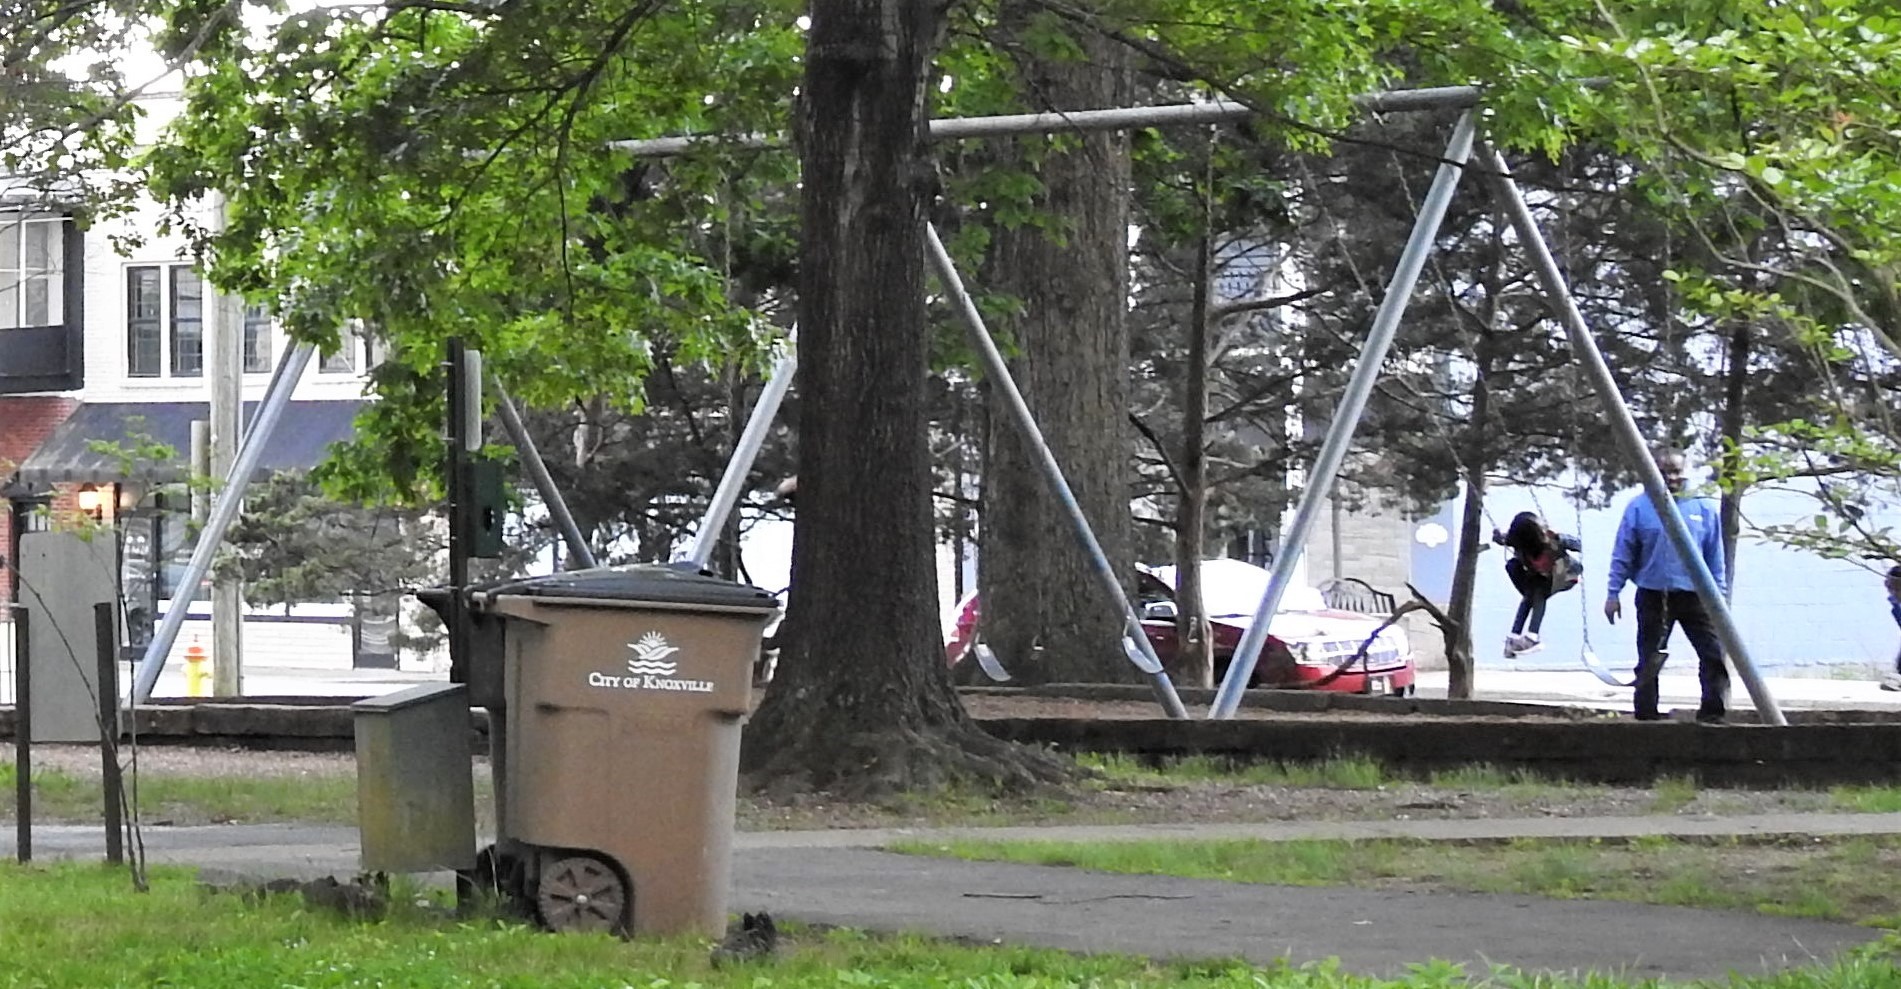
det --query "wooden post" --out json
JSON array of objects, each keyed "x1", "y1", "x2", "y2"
[
  {"x1": 94, "y1": 602, "x2": 124, "y2": 864},
  {"x1": 13, "y1": 606, "x2": 31, "y2": 863}
]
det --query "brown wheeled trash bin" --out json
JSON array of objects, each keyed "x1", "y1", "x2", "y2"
[{"x1": 472, "y1": 564, "x2": 778, "y2": 937}]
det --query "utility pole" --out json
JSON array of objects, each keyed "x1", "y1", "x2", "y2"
[{"x1": 206, "y1": 191, "x2": 245, "y2": 697}]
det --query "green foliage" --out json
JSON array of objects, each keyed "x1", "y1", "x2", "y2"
[
  {"x1": 0, "y1": 762, "x2": 85, "y2": 804},
  {"x1": 216, "y1": 470, "x2": 443, "y2": 608},
  {"x1": 0, "y1": 2, "x2": 145, "y2": 217},
  {"x1": 1829, "y1": 785, "x2": 1901, "y2": 815},
  {"x1": 41, "y1": 860, "x2": 1901, "y2": 988},
  {"x1": 148, "y1": 0, "x2": 804, "y2": 501},
  {"x1": 1542, "y1": 1, "x2": 1901, "y2": 566}
]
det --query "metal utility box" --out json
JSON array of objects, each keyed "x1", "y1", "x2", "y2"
[
  {"x1": 474, "y1": 565, "x2": 777, "y2": 937},
  {"x1": 17, "y1": 531, "x2": 119, "y2": 742},
  {"x1": 352, "y1": 683, "x2": 477, "y2": 874}
]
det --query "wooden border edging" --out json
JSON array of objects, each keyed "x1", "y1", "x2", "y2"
[{"x1": 978, "y1": 717, "x2": 1901, "y2": 786}]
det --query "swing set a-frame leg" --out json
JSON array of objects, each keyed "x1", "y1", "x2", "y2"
[{"x1": 1478, "y1": 144, "x2": 1785, "y2": 727}]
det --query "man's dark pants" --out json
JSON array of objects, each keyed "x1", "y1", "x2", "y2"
[{"x1": 1632, "y1": 588, "x2": 1730, "y2": 721}]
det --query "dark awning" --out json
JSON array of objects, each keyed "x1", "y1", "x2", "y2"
[{"x1": 7, "y1": 400, "x2": 363, "y2": 490}]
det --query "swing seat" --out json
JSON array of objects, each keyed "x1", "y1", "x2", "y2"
[
  {"x1": 972, "y1": 643, "x2": 1013, "y2": 683},
  {"x1": 1580, "y1": 648, "x2": 1635, "y2": 688}
]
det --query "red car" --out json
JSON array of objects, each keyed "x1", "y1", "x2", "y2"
[{"x1": 946, "y1": 559, "x2": 1415, "y2": 694}]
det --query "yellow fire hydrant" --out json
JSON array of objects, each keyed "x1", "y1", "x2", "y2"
[{"x1": 184, "y1": 638, "x2": 211, "y2": 697}]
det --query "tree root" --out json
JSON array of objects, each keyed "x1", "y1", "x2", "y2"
[{"x1": 741, "y1": 719, "x2": 1075, "y2": 803}]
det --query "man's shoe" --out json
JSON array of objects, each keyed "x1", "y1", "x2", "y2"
[
  {"x1": 1695, "y1": 712, "x2": 1727, "y2": 725},
  {"x1": 1634, "y1": 712, "x2": 1667, "y2": 722}
]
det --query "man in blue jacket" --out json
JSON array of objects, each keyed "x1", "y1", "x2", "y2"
[
  {"x1": 1604, "y1": 448, "x2": 1730, "y2": 722},
  {"x1": 1884, "y1": 565, "x2": 1901, "y2": 691}
]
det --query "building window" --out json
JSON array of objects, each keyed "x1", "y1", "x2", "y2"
[
  {"x1": 130, "y1": 264, "x2": 243, "y2": 379},
  {"x1": 170, "y1": 268, "x2": 203, "y2": 377},
  {"x1": 127, "y1": 266, "x2": 164, "y2": 377},
  {"x1": 242, "y1": 304, "x2": 273, "y2": 373},
  {"x1": 320, "y1": 322, "x2": 361, "y2": 374},
  {"x1": 0, "y1": 214, "x2": 64, "y2": 330}
]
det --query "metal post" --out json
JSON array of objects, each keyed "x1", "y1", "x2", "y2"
[
  {"x1": 491, "y1": 382, "x2": 597, "y2": 569},
  {"x1": 12, "y1": 606, "x2": 30, "y2": 862},
  {"x1": 924, "y1": 223, "x2": 1188, "y2": 720},
  {"x1": 132, "y1": 341, "x2": 316, "y2": 703},
  {"x1": 93, "y1": 602, "x2": 123, "y2": 864},
  {"x1": 608, "y1": 85, "x2": 1487, "y2": 158},
  {"x1": 1477, "y1": 144, "x2": 1785, "y2": 726},
  {"x1": 189, "y1": 421, "x2": 210, "y2": 523},
  {"x1": 446, "y1": 339, "x2": 472, "y2": 687},
  {"x1": 1210, "y1": 111, "x2": 1478, "y2": 719},
  {"x1": 685, "y1": 346, "x2": 797, "y2": 570}
]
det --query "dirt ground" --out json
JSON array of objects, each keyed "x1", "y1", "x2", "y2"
[
  {"x1": 955, "y1": 692, "x2": 1584, "y2": 722},
  {"x1": 737, "y1": 766, "x2": 1838, "y2": 831}
]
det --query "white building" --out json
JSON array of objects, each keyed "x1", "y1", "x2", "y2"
[{"x1": 2, "y1": 93, "x2": 380, "y2": 676}]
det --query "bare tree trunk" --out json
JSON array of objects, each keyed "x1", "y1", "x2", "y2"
[
  {"x1": 979, "y1": 2, "x2": 1135, "y2": 685},
  {"x1": 1442, "y1": 369, "x2": 1490, "y2": 699},
  {"x1": 1172, "y1": 220, "x2": 1214, "y2": 688},
  {"x1": 743, "y1": 0, "x2": 1065, "y2": 796},
  {"x1": 1718, "y1": 320, "x2": 1751, "y2": 596},
  {"x1": 714, "y1": 360, "x2": 745, "y2": 580}
]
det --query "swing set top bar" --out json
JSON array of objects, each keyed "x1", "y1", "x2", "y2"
[{"x1": 608, "y1": 84, "x2": 1483, "y2": 158}]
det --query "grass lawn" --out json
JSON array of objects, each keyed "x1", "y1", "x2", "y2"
[
  {"x1": 0, "y1": 758, "x2": 494, "y2": 828},
  {"x1": 1081, "y1": 753, "x2": 1901, "y2": 816},
  {"x1": 3, "y1": 862, "x2": 1899, "y2": 989},
  {"x1": 7, "y1": 750, "x2": 1901, "y2": 830},
  {"x1": 896, "y1": 834, "x2": 1901, "y2": 928}
]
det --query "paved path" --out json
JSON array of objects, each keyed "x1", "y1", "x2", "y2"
[
  {"x1": 739, "y1": 848, "x2": 1868, "y2": 980},
  {"x1": 4, "y1": 815, "x2": 1893, "y2": 980}
]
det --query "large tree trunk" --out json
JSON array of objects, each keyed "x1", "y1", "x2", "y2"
[
  {"x1": 743, "y1": 0, "x2": 1064, "y2": 796},
  {"x1": 980, "y1": 3, "x2": 1135, "y2": 684}
]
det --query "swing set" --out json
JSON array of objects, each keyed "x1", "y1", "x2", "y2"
[
  {"x1": 1317, "y1": 135, "x2": 1630, "y2": 692},
  {"x1": 124, "y1": 82, "x2": 1782, "y2": 724}
]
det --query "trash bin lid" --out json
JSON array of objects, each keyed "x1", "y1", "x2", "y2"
[{"x1": 477, "y1": 563, "x2": 780, "y2": 612}]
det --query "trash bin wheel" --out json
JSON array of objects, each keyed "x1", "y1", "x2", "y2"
[{"x1": 535, "y1": 853, "x2": 629, "y2": 935}]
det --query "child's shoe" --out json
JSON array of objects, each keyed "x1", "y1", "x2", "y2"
[
  {"x1": 1515, "y1": 632, "x2": 1545, "y2": 656},
  {"x1": 1503, "y1": 634, "x2": 1523, "y2": 658}
]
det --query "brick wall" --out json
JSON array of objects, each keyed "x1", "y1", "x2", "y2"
[{"x1": 0, "y1": 396, "x2": 80, "y2": 605}]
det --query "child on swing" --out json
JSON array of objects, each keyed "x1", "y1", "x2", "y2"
[{"x1": 1493, "y1": 511, "x2": 1583, "y2": 657}]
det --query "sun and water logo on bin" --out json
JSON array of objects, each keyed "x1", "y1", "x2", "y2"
[{"x1": 585, "y1": 631, "x2": 716, "y2": 693}]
